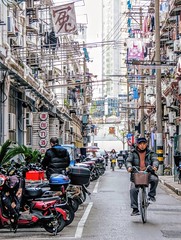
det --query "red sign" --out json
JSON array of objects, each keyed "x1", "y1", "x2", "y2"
[
  {"x1": 39, "y1": 121, "x2": 48, "y2": 130},
  {"x1": 39, "y1": 112, "x2": 48, "y2": 121},
  {"x1": 39, "y1": 112, "x2": 48, "y2": 152},
  {"x1": 39, "y1": 130, "x2": 47, "y2": 138},
  {"x1": 39, "y1": 139, "x2": 47, "y2": 147}
]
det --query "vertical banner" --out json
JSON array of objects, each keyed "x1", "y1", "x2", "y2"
[
  {"x1": 127, "y1": 38, "x2": 144, "y2": 61},
  {"x1": 32, "y1": 112, "x2": 49, "y2": 154},
  {"x1": 51, "y1": 3, "x2": 77, "y2": 36}
]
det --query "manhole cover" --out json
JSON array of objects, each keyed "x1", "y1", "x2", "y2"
[
  {"x1": 150, "y1": 208, "x2": 181, "y2": 213},
  {"x1": 99, "y1": 190, "x2": 115, "y2": 193},
  {"x1": 161, "y1": 230, "x2": 181, "y2": 238}
]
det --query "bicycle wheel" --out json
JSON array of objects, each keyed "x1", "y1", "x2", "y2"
[{"x1": 138, "y1": 187, "x2": 148, "y2": 223}]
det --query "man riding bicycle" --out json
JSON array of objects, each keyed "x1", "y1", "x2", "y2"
[{"x1": 125, "y1": 137, "x2": 159, "y2": 216}]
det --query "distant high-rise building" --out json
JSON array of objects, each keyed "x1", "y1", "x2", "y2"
[{"x1": 102, "y1": 0, "x2": 128, "y2": 116}]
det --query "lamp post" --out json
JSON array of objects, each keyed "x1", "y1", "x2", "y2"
[
  {"x1": 140, "y1": 7, "x2": 145, "y2": 137},
  {"x1": 155, "y1": 0, "x2": 164, "y2": 175}
]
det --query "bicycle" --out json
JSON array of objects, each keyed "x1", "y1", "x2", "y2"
[{"x1": 133, "y1": 166, "x2": 151, "y2": 223}]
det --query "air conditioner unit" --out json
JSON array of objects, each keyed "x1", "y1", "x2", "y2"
[
  {"x1": 168, "y1": 125, "x2": 176, "y2": 137},
  {"x1": 71, "y1": 135, "x2": 75, "y2": 143},
  {"x1": 178, "y1": 81, "x2": 181, "y2": 95},
  {"x1": 24, "y1": 65, "x2": 32, "y2": 77},
  {"x1": 164, "y1": 122, "x2": 168, "y2": 133},
  {"x1": 15, "y1": 34, "x2": 23, "y2": 47},
  {"x1": 161, "y1": 68, "x2": 165, "y2": 74},
  {"x1": 26, "y1": 112, "x2": 33, "y2": 126},
  {"x1": 174, "y1": 40, "x2": 180, "y2": 52},
  {"x1": 168, "y1": 111, "x2": 176, "y2": 124},
  {"x1": 7, "y1": 16, "x2": 16, "y2": 37},
  {"x1": 65, "y1": 133, "x2": 69, "y2": 142},
  {"x1": 166, "y1": 96, "x2": 173, "y2": 108},
  {"x1": 69, "y1": 99, "x2": 73, "y2": 107},
  {"x1": 8, "y1": 113, "x2": 16, "y2": 131},
  {"x1": 163, "y1": 105, "x2": 168, "y2": 117},
  {"x1": 65, "y1": 121, "x2": 70, "y2": 131}
]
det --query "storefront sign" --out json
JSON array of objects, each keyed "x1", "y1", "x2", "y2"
[
  {"x1": 39, "y1": 130, "x2": 47, "y2": 138},
  {"x1": 39, "y1": 112, "x2": 48, "y2": 151},
  {"x1": 39, "y1": 112, "x2": 48, "y2": 121},
  {"x1": 39, "y1": 138, "x2": 47, "y2": 147},
  {"x1": 39, "y1": 121, "x2": 48, "y2": 130}
]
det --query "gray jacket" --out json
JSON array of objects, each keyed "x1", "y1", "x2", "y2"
[{"x1": 126, "y1": 147, "x2": 159, "y2": 181}]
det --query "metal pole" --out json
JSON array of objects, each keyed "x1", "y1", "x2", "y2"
[
  {"x1": 155, "y1": 0, "x2": 164, "y2": 175},
  {"x1": 140, "y1": 7, "x2": 145, "y2": 137},
  {"x1": 127, "y1": 78, "x2": 130, "y2": 133}
]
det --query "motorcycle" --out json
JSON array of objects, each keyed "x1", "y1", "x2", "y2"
[
  {"x1": 110, "y1": 159, "x2": 116, "y2": 171},
  {"x1": 0, "y1": 165, "x2": 67, "y2": 234},
  {"x1": 117, "y1": 155, "x2": 125, "y2": 169},
  {"x1": 26, "y1": 169, "x2": 91, "y2": 214},
  {"x1": 80, "y1": 157, "x2": 102, "y2": 181}
]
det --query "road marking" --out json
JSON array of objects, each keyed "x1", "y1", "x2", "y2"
[
  {"x1": 93, "y1": 179, "x2": 99, "y2": 193},
  {"x1": 75, "y1": 202, "x2": 93, "y2": 239}
]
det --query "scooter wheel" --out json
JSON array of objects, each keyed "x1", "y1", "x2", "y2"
[
  {"x1": 119, "y1": 164, "x2": 123, "y2": 169},
  {"x1": 60, "y1": 204, "x2": 75, "y2": 226},
  {"x1": 68, "y1": 198, "x2": 79, "y2": 212},
  {"x1": 43, "y1": 212, "x2": 65, "y2": 234}
]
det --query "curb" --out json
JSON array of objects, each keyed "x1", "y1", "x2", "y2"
[{"x1": 159, "y1": 178, "x2": 181, "y2": 196}]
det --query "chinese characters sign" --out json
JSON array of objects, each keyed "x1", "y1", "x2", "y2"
[
  {"x1": 39, "y1": 112, "x2": 48, "y2": 154},
  {"x1": 51, "y1": 3, "x2": 77, "y2": 36},
  {"x1": 32, "y1": 112, "x2": 49, "y2": 154}
]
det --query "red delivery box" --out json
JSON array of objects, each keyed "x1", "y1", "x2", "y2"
[{"x1": 25, "y1": 170, "x2": 45, "y2": 180}]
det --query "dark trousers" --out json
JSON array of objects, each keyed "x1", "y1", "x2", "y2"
[
  {"x1": 2, "y1": 194, "x2": 20, "y2": 217},
  {"x1": 130, "y1": 174, "x2": 159, "y2": 209}
]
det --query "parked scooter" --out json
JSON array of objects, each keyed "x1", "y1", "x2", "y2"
[
  {"x1": 21, "y1": 187, "x2": 67, "y2": 233},
  {"x1": 0, "y1": 165, "x2": 67, "y2": 234},
  {"x1": 26, "y1": 166, "x2": 91, "y2": 214}
]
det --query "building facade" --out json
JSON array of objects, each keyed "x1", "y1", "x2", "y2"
[{"x1": 0, "y1": 0, "x2": 92, "y2": 152}]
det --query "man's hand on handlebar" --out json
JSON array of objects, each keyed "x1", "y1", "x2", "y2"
[
  {"x1": 152, "y1": 166, "x2": 157, "y2": 172},
  {"x1": 127, "y1": 167, "x2": 132, "y2": 172}
]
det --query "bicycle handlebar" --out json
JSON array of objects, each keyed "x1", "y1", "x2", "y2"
[{"x1": 132, "y1": 165, "x2": 154, "y2": 173}]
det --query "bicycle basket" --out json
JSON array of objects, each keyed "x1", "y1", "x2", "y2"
[{"x1": 134, "y1": 172, "x2": 150, "y2": 187}]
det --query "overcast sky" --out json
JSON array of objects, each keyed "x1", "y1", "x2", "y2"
[
  {"x1": 53, "y1": 0, "x2": 102, "y2": 96},
  {"x1": 76, "y1": 0, "x2": 102, "y2": 79}
]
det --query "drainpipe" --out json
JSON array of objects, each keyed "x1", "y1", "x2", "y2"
[{"x1": 2, "y1": 43, "x2": 11, "y2": 142}]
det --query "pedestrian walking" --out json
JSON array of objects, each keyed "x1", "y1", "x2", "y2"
[{"x1": 41, "y1": 137, "x2": 70, "y2": 179}]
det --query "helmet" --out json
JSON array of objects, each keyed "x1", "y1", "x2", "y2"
[
  {"x1": 5, "y1": 175, "x2": 19, "y2": 190},
  {"x1": 0, "y1": 176, "x2": 5, "y2": 190}
]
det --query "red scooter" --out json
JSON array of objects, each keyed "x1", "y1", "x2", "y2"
[{"x1": 0, "y1": 170, "x2": 67, "y2": 234}]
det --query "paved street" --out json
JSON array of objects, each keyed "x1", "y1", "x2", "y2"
[{"x1": 1, "y1": 166, "x2": 181, "y2": 240}]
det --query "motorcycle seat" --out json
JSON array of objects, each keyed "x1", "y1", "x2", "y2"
[{"x1": 32, "y1": 196, "x2": 59, "y2": 202}]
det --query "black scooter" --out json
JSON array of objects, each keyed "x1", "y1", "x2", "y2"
[{"x1": 117, "y1": 156, "x2": 125, "y2": 169}]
